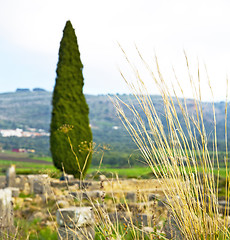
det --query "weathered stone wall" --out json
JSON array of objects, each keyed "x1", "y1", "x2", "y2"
[{"x1": 0, "y1": 188, "x2": 14, "y2": 238}]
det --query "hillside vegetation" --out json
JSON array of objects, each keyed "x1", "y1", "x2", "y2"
[{"x1": 0, "y1": 91, "x2": 229, "y2": 166}]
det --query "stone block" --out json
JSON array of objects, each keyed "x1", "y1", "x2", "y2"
[
  {"x1": 57, "y1": 225, "x2": 95, "y2": 240},
  {"x1": 66, "y1": 174, "x2": 74, "y2": 181},
  {"x1": 135, "y1": 214, "x2": 153, "y2": 226},
  {"x1": 33, "y1": 180, "x2": 51, "y2": 195},
  {"x1": 218, "y1": 205, "x2": 230, "y2": 215},
  {"x1": 99, "y1": 175, "x2": 106, "y2": 182},
  {"x1": 108, "y1": 212, "x2": 132, "y2": 224},
  {"x1": 78, "y1": 181, "x2": 92, "y2": 189},
  {"x1": 158, "y1": 197, "x2": 168, "y2": 207},
  {"x1": 218, "y1": 200, "x2": 230, "y2": 208},
  {"x1": 82, "y1": 190, "x2": 104, "y2": 200},
  {"x1": 70, "y1": 190, "x2": 104, "y2": 201},
  {"x1": 116, "y1": 202, "x2": 153, "y2": 213},
  {"x1": 15, "y1": 175, "x2": 28, "y2": 192},
  {"x1": 5, "y1": 187, "x2": 20, "y2": 197},
  {"x1": 218, "y1": 200, "x2": 230, "y2": 215},
  {"x1": 164, "y1": 210, "x2": 182, "y2": 240},
  {"x1": 6, "y1": 165, "x2": 16, "y2": 187},
  {"x1": 56, "y1": 207, "x2": 94, "y2": 228},
  {"x1": 69, "y1": 192, "x2": 83, "y2": 200},
  {"x1": 0, "y1": 188, "x2": 14, "y2": 237},
  {"x1": 32, "y1": 175, "x2": 51, "y2": 195},
  {"x1": 125, "y1": 192, "x2": 136, "y2": 202},
  {"x1": 51, "y1": 179, "x2": 92, "y2": 189},
  {"x1": 51, "y1": 180, "x2": 68, "y2": 188},
  {"x1": 27, "y1": 175, "x2": 36, "y2": 194},
  {"x1": 148, "y1": 194, "x2": 157, "y2": 201}
]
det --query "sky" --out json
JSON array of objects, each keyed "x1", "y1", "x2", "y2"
[{"x1": 0, "y1": 0, "x2": 230, "y2": 101}]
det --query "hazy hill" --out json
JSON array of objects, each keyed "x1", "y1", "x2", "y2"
[{"x1": 0, "y1": 91, "x2": 229, "y2": 166}]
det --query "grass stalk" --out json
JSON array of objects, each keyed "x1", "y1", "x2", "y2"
[{"x1": 113, "y1": 50, "x2": 230, "y2": 239}]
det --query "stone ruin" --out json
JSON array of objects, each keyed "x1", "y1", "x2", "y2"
[
  {"x1": 0, "y1": 188, "x2": 14, "y2": 238},
  {"x1": 56, "y1": 207, "x2": 95, "y2": 240},
  {"x1": 1, "y1": 165, "x2": 229, "y2": 239}
]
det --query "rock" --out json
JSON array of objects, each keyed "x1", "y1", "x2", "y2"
[
  {"x1": 148, "y1": 194, "x2": 159, "y2": 201},
  {"x1": 69, "y1": 192, "x2": 83, "y2": 200},
  {"x1": 51, "y1": 180, "x2": 68, "y2": 188},
  {"x1": 15, "y1": 175, "x2": 28, "y2": 192},
  {"x1": 82, "y1": 190, "x2": 104, "y2": 200},
  {"x1": 57, "y1": 225, "x2": 95, "y2": 240},
  {"x1": 78, "y1": 181, "x2": 92, "y2": 189},
  {"x1": 5, "y1": 187, "x2": 20, "y2": 197},
  {"x1": 164, "y1": 210, "x2": 183, "y2": 240},
  {"x1": 28, "y1": 211, "x2": 45, "y2": 221},
  {"x1": 51, "y1": 179, "x2": 85, "y2": 188},
  {"x1": 6, "y1": 165, "x2": 16, "y2": 187},
  {"x1": 70, "y1": 190, "x2": 104, "y2": 201},
  {"x1": 218, "y1": 200, "x2": 230, "y2": 208},
  {"x1": 56, "y1": 200, "x2": 69, "y2": 208},
  {"x1": 27, "y1": 175, "x2": 36, "y2": 194},
  {"x1": 40, "y1": 194, "x2": 48, "y2": 203},
  {"x1": 125, "y1": 192, "x2": 136, "y2": 202},
  {"x1": 142, "y1": 226, "x2": 164, "y2": 239},
  {"x1": 52, "y1": 188, "x2": 63, "y2": 196},
  {"x1": 33, "y1": 176, "x2": 51, "y2": 195},
  {"x1": 108, "y1": 212, "x2": 132, "y2": 224},
  {"x1": 56, "y1": 207, "x2": 95, "y2": 240},
  {"x1": 142, "y1": 226, "x2": 154, "y2": 232},
  {"x1": 99, "y1": 175, "x2": 106, "y2": 182},
  {"x1": 93, "y1": 202, "x2": 106, "y2": 210},
  {"x1": 56, "y1": 207, "x2": 94, "y2": 228},
  {"x1": 0, "y1": 188, "x2": 14, "y2": 237},
  {"x1": 218, "y1": 201, "x2": 230, "y2": 215},
  {"x1": 158, "y1": 197, "x2": 169, "y2": 207},
  {"x1": 66, "y1": 174, "x2": 74, "y2": 181},
  {"x1": 116, "y1": 202, "x2": 154, "y2": 214},
  {"x1": 135, "y1": 213, "x2": 153, "y2": 226}
]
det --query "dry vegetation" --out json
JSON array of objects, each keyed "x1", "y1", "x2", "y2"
[{"x1": 112, "y1": 50, "x2": 230, "y2": 239}]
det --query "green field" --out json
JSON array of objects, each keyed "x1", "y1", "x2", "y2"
[
  {"x1": 31, "y1": 156, "x2": 53, "y2": 162},
  {"x1": 88, "y1": 166, "x2": 153, "y2": 178},
  {"x1": 0, "y1": 159, "x2": 56, "y2": 175},
  {"x1": 0, "y1": 151, "x2": 229, "y2": 179},
  {"x1": 0, "y1": 157, "x2": 152, "y2": 178}
]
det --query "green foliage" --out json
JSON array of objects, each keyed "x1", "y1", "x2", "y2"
[
  {"x1": 29, "y1": 228, "x2": 58, "y2": 240},
  {"x1": 15, "y1": 218, "x2": 57, "y2": 240},
  {"x1": 94, "y1": 223, "x2": 166, "y2": 240},
  {"x1": 50, "y1": 20, "x2": 92, "y2": 178},
  {"x1": 18, "y1": 192, "x2": 35, "y2": 198}
]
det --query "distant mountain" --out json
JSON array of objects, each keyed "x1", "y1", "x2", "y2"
[{"x1": 0, "y1": 91, "x2": 229, "y2": 166}]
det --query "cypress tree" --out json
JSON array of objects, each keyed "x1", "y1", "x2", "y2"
[{"x1": 50, "y1": 20, "x2": 92, "y2": 178}]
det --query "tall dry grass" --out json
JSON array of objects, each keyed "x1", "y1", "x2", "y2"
[
  {"x1": 56, "y1": 50, "x2": 229, "y2": 240},
  {"x1": 111, "y1": 49, "x2": 229, "y2": 239}
]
